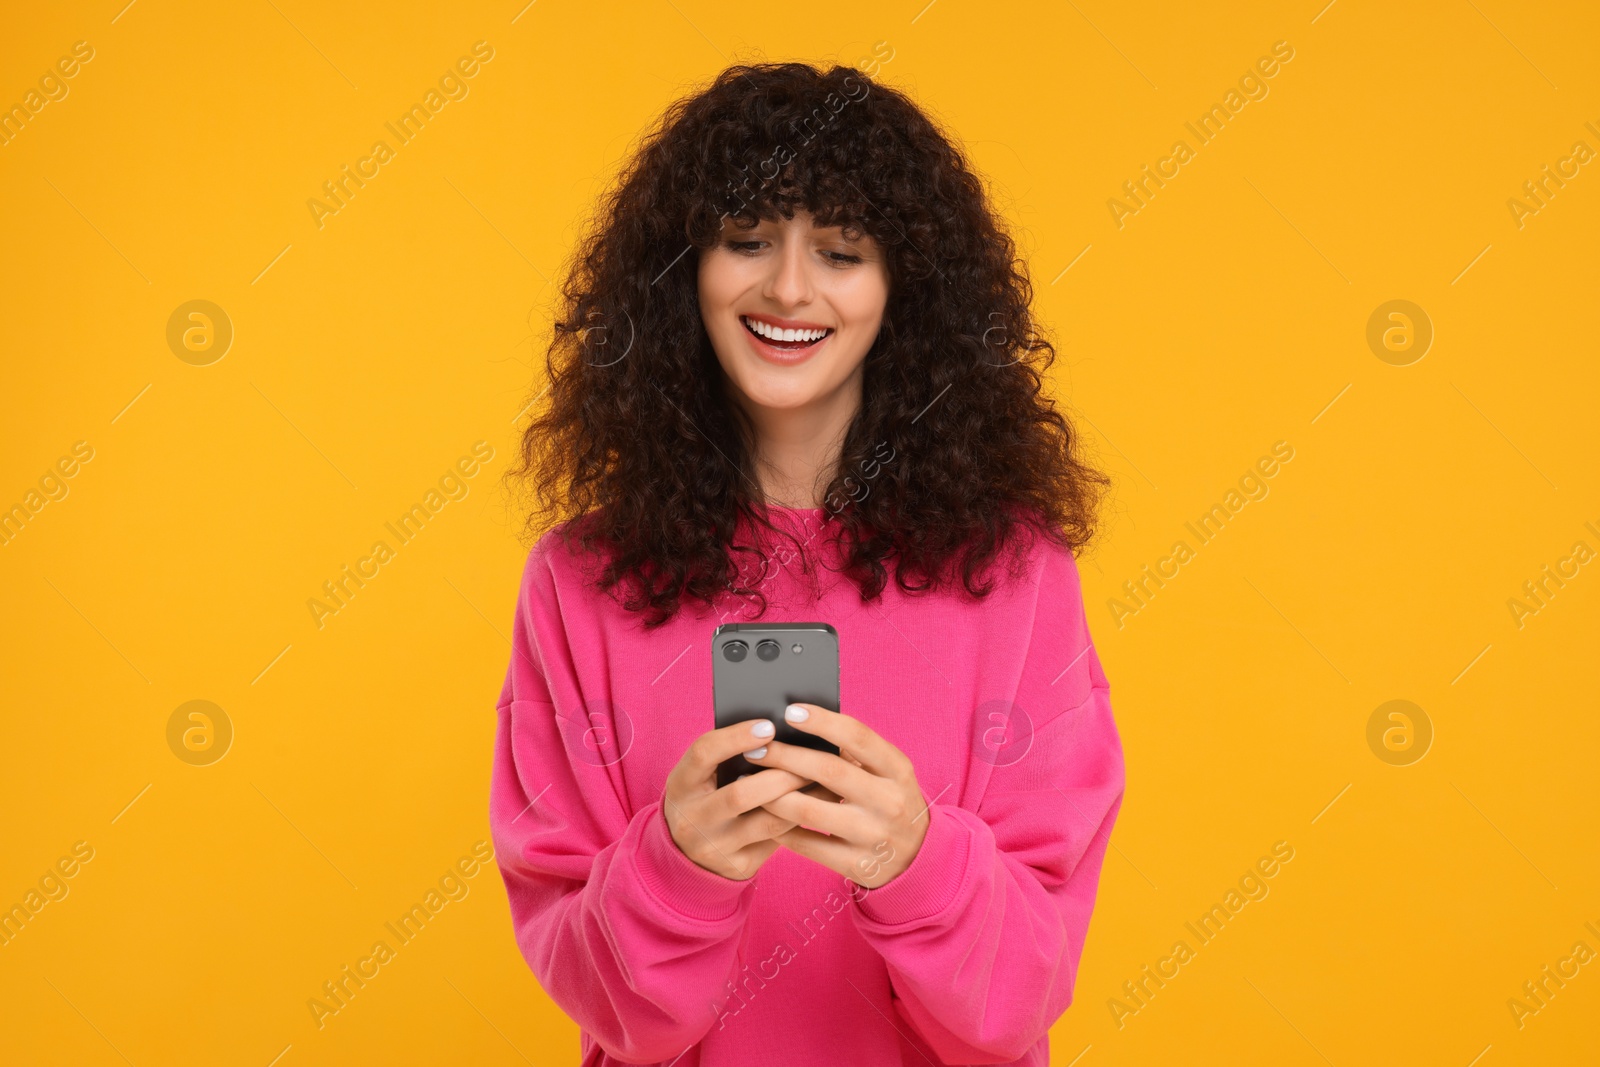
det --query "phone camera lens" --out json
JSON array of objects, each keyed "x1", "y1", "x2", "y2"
[
  {"x1": 723, "y1": 640, "x2": 748, "y2": 662},
  {"x1": 756, "y1": 639, "x2": 780, "y2": 662}
]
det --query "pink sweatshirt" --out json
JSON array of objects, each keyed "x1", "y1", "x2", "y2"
[{"x1": 488, "y1": 506, "x2": 1125, "y2": 1065}]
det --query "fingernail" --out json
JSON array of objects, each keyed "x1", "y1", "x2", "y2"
[
  {"x1": 785, "y1": 704, "x2": 809, "y2": 723},
  {"x1": 745, "y1": 746, "x2": 767, "y2": 759},
  {"x1": 751, "y1": 719, "x2": 775, "y2": 739}
]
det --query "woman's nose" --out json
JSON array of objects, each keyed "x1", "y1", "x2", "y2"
[{"x1": 763, "y1": 243, "x2": 813, "y2": 307}]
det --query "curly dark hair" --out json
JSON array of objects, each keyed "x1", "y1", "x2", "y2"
[{"x1": 504, "y1": 60, "x2": 1108, "y2": 628}]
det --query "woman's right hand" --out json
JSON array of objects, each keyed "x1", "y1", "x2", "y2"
[{"x1": 662, "y1": 718, "x2": 819, "y2": 881}]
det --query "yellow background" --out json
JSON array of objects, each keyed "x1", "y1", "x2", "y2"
[{"x1": 2, "y1": 0, "x2": 1596, "y2": 1063}]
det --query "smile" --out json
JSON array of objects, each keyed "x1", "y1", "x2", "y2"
[{"x1": 739, "y1": 315, "x2": 832, "y2": 351}]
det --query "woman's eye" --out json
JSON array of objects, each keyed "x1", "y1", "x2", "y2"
[
  {"x1": 824, "y1": 251, "x2": 863, "y2": 265},
  {"x1": 726, "y1": 240, "x2": 764, "y2": 254}
]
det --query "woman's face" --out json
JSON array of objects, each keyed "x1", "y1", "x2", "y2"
[{"x1": 698, "y1": 210, "x2": 889, "y2": 417}]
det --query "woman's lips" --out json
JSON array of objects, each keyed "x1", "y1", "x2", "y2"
[{"x1": 740, "y1": 315, "x2": 833, "y2": 364}]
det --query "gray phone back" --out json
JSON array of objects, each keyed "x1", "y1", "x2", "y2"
[{"x1": 712, "y1": 622, "x2": 840, "y2": 788}]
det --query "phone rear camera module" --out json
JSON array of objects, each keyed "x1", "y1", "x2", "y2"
[
  {"x1": 723, "y1": 640, "x2": 748, "y2": 662},
  {"x1": 756, "y1": 639, "x2": 780, "y2": 662}
]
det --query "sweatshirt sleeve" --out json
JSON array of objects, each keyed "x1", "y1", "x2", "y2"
[
  {"x1": 488, "y1": 534, "x2": 759, "y2": 1064},
  {"x1": 848, "y1": 542, "x2": 1126, "y2": 1065}
]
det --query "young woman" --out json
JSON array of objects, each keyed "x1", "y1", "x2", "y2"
[{"x1": 490, "y1": 61, "x2": 1124, "y2": 1066}]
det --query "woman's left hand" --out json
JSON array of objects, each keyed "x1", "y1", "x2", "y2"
[{"x1": 745, "y1": 702, "x2": 930, "y2": 888}]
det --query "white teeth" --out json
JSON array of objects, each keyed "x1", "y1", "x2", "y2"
[{"x1": 743, "y1": 316, "x2": 830, "y2": 343}]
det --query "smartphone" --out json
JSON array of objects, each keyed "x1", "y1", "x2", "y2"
[{"x1": 712, "y1": 622, "x2": 841, "y2": 789}]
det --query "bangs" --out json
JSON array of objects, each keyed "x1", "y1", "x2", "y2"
[{"x1": 716, "y1": 169, "x2": 872, "y2": 238}]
